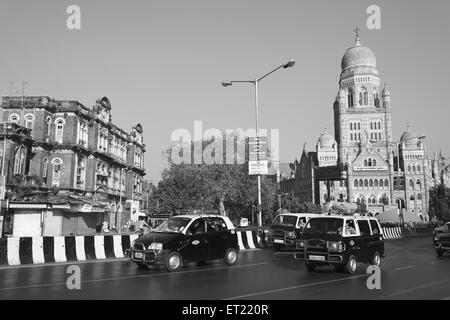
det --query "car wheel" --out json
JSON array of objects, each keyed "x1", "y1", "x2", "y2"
[
  {"x1": 305, "y1": 261, "x2": 315, "y2": 272},
  {"x1": 436, "y1": 249, "x2": 444, "y2": 257},
  {"x1": 345, "y1": 255, "x2": 358, "y2": 274},
  {"x1": 224, "y1": 248, "x2": 238, "y2": 266},
  {"x1": 371, "y1": 251, "x2": 381, "y2": 267},
  {"x1": 165, "y1": 252, "x2": 183, "y2": 272}
]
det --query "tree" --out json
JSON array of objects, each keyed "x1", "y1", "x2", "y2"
[
  {"x1": 154, "y1": 158, "x2": 276, "y2": 220},
  {"x1": 429, "y1": 184, "x2": 450, "y2": 221}
]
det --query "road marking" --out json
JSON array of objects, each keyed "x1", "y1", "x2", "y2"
[
  {"x1": 429, "y1": 260, "x2": 446, "y2": 265},
  {"x1": 223, "y1": 274, "x2": 367, "y2": 300},
  {"x1": 0, "y1": 262, "x2": 268, "y2": 292},
  {"x1": 394, "y1": 265, "x2": 415, "y2": 271},
  {"x1": 377, "y1": 279, "x2": 450, "y2": 299}
]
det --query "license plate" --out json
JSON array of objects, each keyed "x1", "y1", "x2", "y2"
[
  {"x1": 134, "y1": 252, "x2": 143, "y2": 259},
  {"x1": 309, "y1": 255, "x2": 325, "y2": 261},
  {"x1": 274, "y1": 239, "x2": 284, "y2": 244}
]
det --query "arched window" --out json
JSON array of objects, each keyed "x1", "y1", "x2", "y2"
[
  {"x1": 359, "y1": 88, "x2": 369, "y2": 105},
  {"x1": 410, "y1": 195, "x2": 415, "y2": 200},
  {"x1": 369, "y1": 179, "x2": 373, "y2": 187},
  {"x1": 369, "y1": 196, "x2": 376, "y2": 204},
  {"x1": 354, "y1": 179, "x2": 358, "y2": 187},
  {"x1": 417, "y1": 194, "x2": 422, "y2": 200},
  {"x1": 412, "y1": 166, "x2": 416, "y2": 173},
  {"x1": 409, "y1": 179, "x2": 414, "y2": 189},
  {"x1": 384, "y1": 179, "x2": 389, "y2": 187},
  {"x1": 51, "y1": 158, "x2": 63, "y2": 187},
  {"x1": 348, "y1": 89, "x2": 354, "y2": 107},
  {"x1": 8, "y1": 114, "x2": 20, "y2": 123},
  {"x1": 350, "y1": 123, "x2": 353, "y2": 130},
  {"x1": 407, "y1": 165, "x2": 411, "y2": 172},
  {"x1": 370, "y1": 122, "x2": 373, "y2": 130},
  {"x1": 46, "y1": 117, "x2": 52, "y2": 136},
  {"x1": 379, "y1": 179, "x2": 383, "y2": 187},
  {"x1": 358, "y1": 122, "x2": 361, "y2": 130},
  {"x1": 378, "y1": 197, "x2": 383, "y2": 204},
  {"x1": 359, "y1": 179, "x2": 363, "y2": 187},
  {"x1": 55, "y1": 118, "x2": 65, "y2": 144},
  {"x1": 373, "y1": 89, "x2": 380, "y2": 107},
  {"x1": 14, "y1": 148, "x2": 26, "y2": 174},
  {"x1": 25, "y1": 114, "x2": 34, "y2": 129},
  {"x1": 368, "y1": 158, "x2": 372, "y2": 167},
  {"x1": 364, "y1": 179, "x2": 368, "y2": 187},
  {"x1": 378, "y1": 122, "x2": 381, "y2": 129},
  {"x1": 374, "y1": 179, "x2": 379, "y2": 187},
  {"x1": 416, "y1": 179, "x2": 421, "y2": 189},
  {"x1": 417, "y1": 165, "x2": 421, "y2": 172},
  {"x1": 373, "y1": 159, "x2": 377, "y2": 166},
  {"x1": 364, "y1": 159, "x2": 368, "y2": 166},
  {"x1": 42, "y1": 158, "x2": 48, "y2": 178}
]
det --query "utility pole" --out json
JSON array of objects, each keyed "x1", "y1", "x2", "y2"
[{"x1": 21, "y1": 81, "x2": 28, "y2": 127}]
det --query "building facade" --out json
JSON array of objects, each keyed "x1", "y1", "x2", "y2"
[
  {"x1": 280, "y1": 33, "x2": 442, "y2": 220},
  {"x1": 0, "y1": 96, "x2": 146, "y2": 230}
]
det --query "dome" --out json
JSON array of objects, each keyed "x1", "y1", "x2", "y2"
[
  {"x1": 341, "y1": 43, "x2": 376, "y2": 71},
  {"x1": 317, "y1": 130, "x2": 336, "y2": 149},
  {"x1": 400, "y1": 125, "x2": 418, "y2": 147}
]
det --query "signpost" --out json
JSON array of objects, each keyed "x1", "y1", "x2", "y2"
[{"x1": 248, "y1": 137, "x2": 268, "y2": 175}]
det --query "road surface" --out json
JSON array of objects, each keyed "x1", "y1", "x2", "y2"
[{"x1": 0, "y1": 236, "x2": 448, "y2": 300}]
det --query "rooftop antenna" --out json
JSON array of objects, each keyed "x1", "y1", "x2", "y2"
[
  {"x1": 354, "y1": 26, "x2": 361, "y2": 46},
  {"x1": 20, "y1": 81, "x2": 29, "y2": 127}
]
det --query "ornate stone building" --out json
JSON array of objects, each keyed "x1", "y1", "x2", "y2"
[
  {"x1": 0, "y1": 96, "x2": 146, "y2": 229},
  {"x1": 280, "y1": 33, "x2": 442, "y2": 219}
]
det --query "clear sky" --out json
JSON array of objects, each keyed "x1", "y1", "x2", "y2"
[{"x1": 0, "y1": 0, "x2": 449, "y2": 183}]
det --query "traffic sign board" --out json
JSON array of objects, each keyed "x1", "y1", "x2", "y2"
[
  {"x1": 249, "y1": 160, "x2": 268, "y2": 175},
  {"x1": 248, "y1": 137, "x2": 267, "y2": 161}
]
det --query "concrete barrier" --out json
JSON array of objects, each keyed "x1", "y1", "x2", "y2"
[
  {"x1": 0, "y1": 230, "x2": 262, "y2": 266},
  {"x1": 382, "y1": 226, "x2": 433, "y2": 240}
]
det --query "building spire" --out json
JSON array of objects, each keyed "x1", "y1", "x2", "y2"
[{"x1": 354, "y1": 26, "x2": 361, "y2": 46}]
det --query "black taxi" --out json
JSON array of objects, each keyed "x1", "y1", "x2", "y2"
[
  {"x1": 294, "y1": 215, "x2": 385, "y2": 274},
  {"x1": 129, "y1": 214, "x2": 239, "y2": 272},
  {"x1": 266, "y1": 213, "x2": 320, "y2": 250},
  {"x1": 434, "y1": 228, "x2": 450, "y2": 257}
]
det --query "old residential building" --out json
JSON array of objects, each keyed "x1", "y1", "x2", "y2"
[{"x1": 1, "y1": 96, "x2": 146, "y2": 231}]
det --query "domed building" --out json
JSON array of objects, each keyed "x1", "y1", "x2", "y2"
[{"x1": 280, "y1": 31, "x2": 441, "y2": 220}]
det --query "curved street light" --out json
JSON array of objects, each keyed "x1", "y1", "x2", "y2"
[{"x1": 221, "y1": 59, "x2": 295, "y2": 229}]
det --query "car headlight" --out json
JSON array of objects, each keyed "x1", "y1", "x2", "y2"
[
  {"x1": 327, "y1": 241, "x2": 345, "y2": 252},
  {"x1": 297, "y1": 240, "x2": 306, "y2": 249},
  {"x1": 148, "y1": 242, "x2": 163, "y2": 252},
  {"x1": 434, "y1": 236, "x2": 440, "y2": 241},
  {"x1": 287, "y1": 231, "x2": 296, "y2": 238}
]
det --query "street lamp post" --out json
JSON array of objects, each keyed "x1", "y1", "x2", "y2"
[{"x1": 222, "y1": 60, "x2": 295, "y2": 230}]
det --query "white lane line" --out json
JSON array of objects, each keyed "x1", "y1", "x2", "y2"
[
  {"x1": 223, "y1": 274, "x2": 367, "y2": 300},
  {"x1": 429, "y1": 260, "x2": 446, "y2": 265},
  {"x1": 0, "y1": 262, "x2": 268, "y2": 292},
  {"x1": 394, "y1": 265, "x2": 415, "y2": 271}
]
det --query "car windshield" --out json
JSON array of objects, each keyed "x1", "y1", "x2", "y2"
[
  {"x1": 303, "y1": 218, "x2": 344, "y2": 236},
  {"x1": 272, "y1": 215, "x2": 297, "y2": 227},
  {"x1": 153, "y1": 217, "x2": 191, "y2": 233}
]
